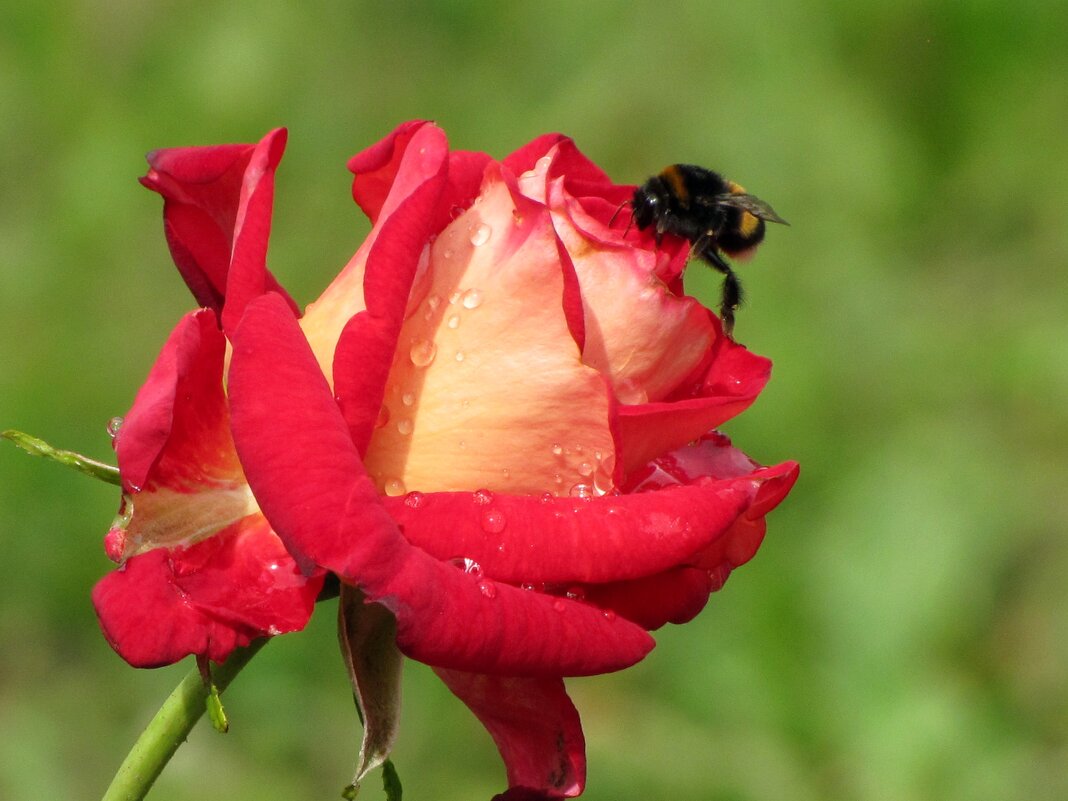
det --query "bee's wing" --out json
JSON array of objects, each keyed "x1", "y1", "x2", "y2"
[{"x1": 713, "y1": 193, "x2": 790, "y2": 225}]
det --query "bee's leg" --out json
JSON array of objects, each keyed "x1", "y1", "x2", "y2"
[{"x1": 697, "y1": 246, "x2": 743, "y2": 337}]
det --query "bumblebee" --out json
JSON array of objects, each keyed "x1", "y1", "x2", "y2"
[{"x1": 630, "y1": 164, "x2": 788, "y2": 336}]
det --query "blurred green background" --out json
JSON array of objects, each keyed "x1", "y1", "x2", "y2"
[{"x1": 2, "y1": 1, "x2": 1066, "y2": 799}]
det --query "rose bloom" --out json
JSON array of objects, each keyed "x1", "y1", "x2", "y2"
[{"x1": 93, "y1": 121, "x2": 798, "y2": 800}]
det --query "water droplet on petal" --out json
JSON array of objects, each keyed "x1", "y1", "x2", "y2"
[
  {"x1": 569, "y1": 483, "x2": 593, "y2": 499},
  {"x1": 449, "y1": 557, "x2": 483, "y2": 577},
  {"x1": 442, "y1": 248, "x2": 453, "y2": 259},
  {"x1": 403, "y1": 491, "x2": 425, "y2": 509},
  {"x1": 566, "y1": 586, "x2": 586, "y2": 601},
  {"x1": 551, "y1": 444, "x2": 564, "y2": 457},
  {"x1": 552, "y1": 599, "x2": 567, "y2": 612},
  {"x1": 106, "y1": 416, "x2": 123, "y2": 439},
  {"x1": 540, "y1": 492, "x2": 555, "y2": 503},
  {"x1": 383, "y1": 478, "x2": 407, "y2": 497},
  {"x1": 472, "y1": 489, "x2": 494, "y2": 505},
  {"x1": 409, "y1": 339, "x2": 437, "y2": 367},
  {"x1": 469, "y1": 223, "x2": 491, "y2": 247},
  {"x1": 447, "y1": 314, "x2": 460, "y2": 329},
  {"x1": 427, "y1": 294, "x2": 442, "y2": 311},
  {"x1": 461, "y1": 288, "x2": 483, "y2": 309},
  {"x1": 449, "y1": 290, "x2": 462, "y2": 305},
  {"x1": 478, "y1": 580, "x2": 497, "y2": 599},
  {"x1": 578, "y1": 462, "x2": 594, "y2": 477},
  {"x1": 602, "y1": 609, "x2": 617, "y2": 621},
  {"x1": 396, "y1": 418, "x2": 413, "y2": 436},
  {"x1": 401, "y1": 392, "x2": 415, "y2": 407},
  {"x1": 481, "y1": 508, "x2": 506, "y2": 534},
  {"x1": 454, "y1": 350, "x2": 465, "y2": 362}
]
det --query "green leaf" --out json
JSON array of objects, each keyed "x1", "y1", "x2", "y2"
[
  {"x1": 337, "y1": 586, "x2": 404, "y2": 793},
  {"x1": 2, "y1": 429, "x2": 121, "y2": 486},
  {"x1": 381, "y1": 759, "x2": 402, "y2": 801}
]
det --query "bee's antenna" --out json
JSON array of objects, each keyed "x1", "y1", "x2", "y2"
[{"x1": 609, "y1": 199, "x2": 630, "y2": 228}]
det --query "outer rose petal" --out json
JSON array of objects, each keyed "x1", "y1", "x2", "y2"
[
  {"x1": 617, "y1": 333, "x2": 774, "y2": 473},
  {"x1": 140, "y1": 129, "x2": 298, "y2": 327},
  {"x1": 381, "y1": 479, "x2": 755, "y2": 585},
  {"x1": 325, "y1": 124, "x2": 450, "y2": 452},
  {"x1": 96, "y1": 309, "x2": 323, "y2": 667},
  {"x1": 228, "y1": 293, "x2": 654, "y2": 677},
  {"x1": 436, "y1": 668, "x2": 585, "y2": 799},
  {"x1": 359, "y1": 165, "x2": 616, "y2": 496},
  {"x1": 92, "y1": 515, "x2": 321, "y2": 667},
  {"x1": 112, "y1": 310, "x2": 255, "y2": 557}
]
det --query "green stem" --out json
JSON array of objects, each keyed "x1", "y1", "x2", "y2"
[{"x1": 102, "y1": 639, "x2": 268, "y2": 801}]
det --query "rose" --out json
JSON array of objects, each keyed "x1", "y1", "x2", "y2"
[{"x1": 94, "y1": 122, "x2": 798, "y2": 800}]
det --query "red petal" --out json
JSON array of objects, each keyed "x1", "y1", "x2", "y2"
[
  {"x1": 382, "y1": 479, "x2": 755, "y2": 585},
  {"x1": 92, "y1": 516, "x2": 322, "y2": 667},
  {"x1": 140, "y1": 129, "x2": 298, "y2": 325},
  {"x1": 347, "y1": 120, "x2": 431, "y2": 224},
  {"x1": 617, "y1": 336, "x2": 773, "y2": 473},
  {"x1": 228, "y1": 293, "x2": 654, "y2": 676},
  {"x1": 436, "y1": 668, "x2": 585, "y2": 799},
  {"x1": 334, "y1": 124, "x2": 449, "y2": 453},
  {"x1": 115, "y1": 310, "x2": 233, "y2": 492},
  {"x1": 583, "y1": 567, "x2": 716, "y2": 630}
]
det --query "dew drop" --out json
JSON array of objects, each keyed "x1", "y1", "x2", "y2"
[
  {"x1": 521, "y1": 582, "x2": 537, "y2": 592},
  {"x1": 569, "y1": 483, "x2": 594, "y2": 499},
  {"x1": 449, "y1": 290, "x2": 462, "y2": 305},
  {"x1": 401, "y1": 392, "x2": 415, "y2": 407},
  {"x1": 469, "y1": 223, "x2": 492, "y2": 247},
  {"x1": 383, "y1": 478, "x2": 407, "y2": 497},
  {"x1": 577, "y1": 462, "x2": 594, "y2": 477},
  {"x1": 472, "y1": 488, "x2": 494, "y2": 505},
  {"x1": 442, "y1": 248, "x2": 453, "y2": 259},
  {"x1": 426, "y1": 294, "x2": 442, "y2": 311},
  {"x1": 461, "y1": 288, "x2": 484, "y2": 309},
  {"x1": 481, "y1": 508, "x2": 507, "y2": 534},
  {"x1": 552, "y1": 599, "x2": 567, "y2": 612},
  {"x1": 447, "y1": 314, "x2": 460, "y2": 329},
  {"x1": 449, "y1": 557, "x2": 483, "y2": 577},
  {"x1": 602, "y1": 609, "x2": 617, "y2": 621},
  {"x1": 409, "y1": 339, "x2": 437, "y2": 367},
  {"x1": 461, "y1": 399, "x2": 470, "y2": 409},
  {"x1": 396, "y1": 418, "x2": 413, "y2": 436},
  {"x1": 477, "y1": 580, "x2": 497, "y2": 599},
  {"x1": 403, "y1": 491, "x2": 425, "y2": 509},
  {"x1": 454, "y1": 350, "x2": 465, "y2": 362},
  {"x1": 551, "y1": 444, "x2": 564, "y2": 457},
  {"x1": 565, "y1": 586, "x2": 586, "y2": 601},
  {"x1": 106, "y1": 416, "x2": 123, "y2": 439},
  {"x1": 539, "y1": 492, "x2": 555, "y2": 504}
]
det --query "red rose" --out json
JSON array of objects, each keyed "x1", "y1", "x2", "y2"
[{"x1": 95, "y1": 122, "x2": 798, "y2": 799}]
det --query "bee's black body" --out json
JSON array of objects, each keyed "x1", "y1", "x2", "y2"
[{"x1": 631, "y1": 164, "x2": 787, "y2": 336}]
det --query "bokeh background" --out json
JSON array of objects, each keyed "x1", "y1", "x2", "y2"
[{"x1": 2, "y1": 2, "x2": 1066, "y2": 799}]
